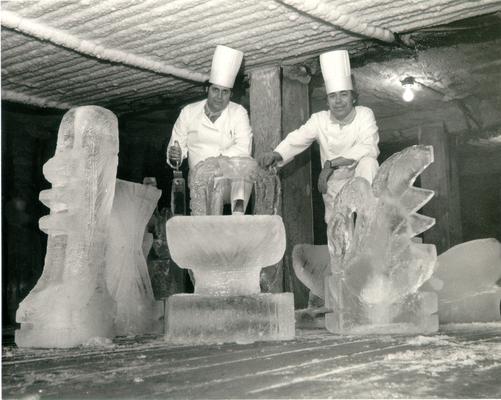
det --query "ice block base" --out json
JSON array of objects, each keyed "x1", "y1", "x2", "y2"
[
  {"x1": 165, "y1": 293, "x2": 294, "y2": 344},
  {"x1": 325, "y1": 291, "x2": 439, "y2": 335}
]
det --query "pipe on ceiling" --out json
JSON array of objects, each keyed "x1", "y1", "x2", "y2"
[
  {"x1": 1, "y1": 10, "x2": 209, "y2": 83},
  {"x1": 276, "y1": 0, "x2": 412, "y2": 46},
  {"x1": 2, "y1": 89, "x2": 75, "y2": 110}
]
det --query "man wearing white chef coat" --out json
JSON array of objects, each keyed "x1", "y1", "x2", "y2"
[
  {"x1": 167, "y1": 45, "x2": 253, "y2": 214},
  {"x1": 258, "y1": 50, "x2": 379, "y2": 223}
]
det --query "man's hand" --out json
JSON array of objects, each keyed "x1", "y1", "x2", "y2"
[
  {"x1": 168, "y1": 142, "x2": 182, "y2": 165},
  {"x1": 318, "y1": 161, "x2": 335, "y2": 194},
  {"x1": 258, "y1": 151, "x2": 283, "y2": 169}
]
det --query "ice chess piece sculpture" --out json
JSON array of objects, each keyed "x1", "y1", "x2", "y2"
[
  {"x1": 15, "y1": 106, "x2": 119, "y2": 348},
  {"x1": 422, "y1": 238, "x2": 501, "y2": 323},
  {"x1": 165, "y1": 214, "x2": 294, "y2": 344},
  {"x1": 189, "y1": 156, "x2": 280, "y2": 215},
  {"x1": 105, "y1": 179, "x2": 163, "y2": 336},
  {"x1": 324, "y1": 145, "x2": 439, "y2": 334}
]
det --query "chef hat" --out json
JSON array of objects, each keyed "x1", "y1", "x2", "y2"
[
  {"x1": 209, "y1": 45, "x2": 244, "y2": 89},
  {"x1": 320, "y1": 50, "x2": 353, "y2": 94}
]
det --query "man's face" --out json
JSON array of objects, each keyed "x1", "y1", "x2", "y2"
[
  {"x1": 207, "y1": 84, "x2": 231, "y2": 113},
  {"x1": 327, "y1": 90, "x2": 354, "y2": 121}
]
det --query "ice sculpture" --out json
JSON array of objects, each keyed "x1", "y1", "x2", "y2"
[
  {"x1": 423, "y1": 238, "x2": 501, "y2": 323},
  {"x1": 189, "y1": 155, "x2": 283, "y2": 291},
  {"x1": 105, "y1": 179, "x2": 163, "y2": 336},
  {"x1": 165, "y1": 214, "x2": 294, "y2": 344},
  {"x1": 325, "y1": 145, "x2": 438, "y2": 334},
  {"x1": 314, "y1": 145, "x2": 438, "y2": 334},
  {"x1": 15, "y1": 106, "x2": 119, "y2": 348},
  {"x1": 189, "y1": 155, "x2": 257, "y2": 215},
  {"x1": 292, "y1": 244, "x2": 330, "y2": 328}
]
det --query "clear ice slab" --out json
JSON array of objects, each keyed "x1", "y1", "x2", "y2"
[
  {"x1": 105, "y1": 179, "x2": 162, "y2": 335},
  {"x1": 15, "y1": 106, "x2": 119, "y2": 348},
  {"x1": 423, "y1": 238, "x2": 501, "y2": 323},
  {"x1": 165, "y1": 215, "x2": 294, "y2": 343}
]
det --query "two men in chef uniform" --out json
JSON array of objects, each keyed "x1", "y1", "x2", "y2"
[{"x1": 167, "y1": 45, "x2": 379, "y2": 222}]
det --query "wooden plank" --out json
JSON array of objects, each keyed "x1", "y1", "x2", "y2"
[
  {"x1": 418, "y1": 123, "x2": 462, "y2": 253},
  {"x1": 249, "y1": 66, "x2": 283, "y2": 292},
  {"x1": 249, "y1": 66, "x2": 282, "y2": 158},
  {"x1": 280, "y1": 66, "x2": 313, "y2": 309}
]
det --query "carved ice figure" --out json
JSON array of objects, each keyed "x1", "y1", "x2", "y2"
[
  {"x1": 165, "y1": 157, "x2": 293, "y2": 344},
  {"x1": 325, "y1": 145, "x2": 438, "y2": 334},
  {"x1": 189, "y1": 155, "x2": 257, "y2": 215},
  {"x1": 15, "y1": 106, "x2": 119, "y2": 348},
  {"x1": 105, "y1": 179, "x2": 162, "y2": 335},
  {"x1": 292, "y1": 145, "x2": 438, "y2": 334},
  {"x1": 423, "y1": 238, "x2": 501, "y2": 323},
  {"x1": 165, "y1": 215, "x2": 294, "y2": 344},
  {"x1": 189, "y1": 155, "x2": 283, "y2": 291}
]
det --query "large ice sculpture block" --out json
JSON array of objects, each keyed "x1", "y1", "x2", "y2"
[
  {"x1": 165, "y1": 215, "x2": 294, "y2": 343},
  {"x1": 323, "y1": 145, "x2": 439, "y2": 334},
  {"x1": 423, "y1": 238, "x2": 501, "y2": 323},
  {"x1": 105, "y1": 179, "x2": 162, "y2": 335},
  {"x1": 15, "y1": 106, "x2": 119, "y2": 348},
  {"x1": 166, "y1": 293, "x2": 294, "y2": 344}
]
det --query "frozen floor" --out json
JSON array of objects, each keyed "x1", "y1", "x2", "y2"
[{"x1": 2, "y1": 323, "x2": 501, "y2": 399}]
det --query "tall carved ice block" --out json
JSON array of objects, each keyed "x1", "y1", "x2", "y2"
[
  {"x1": 165, "y1": 215, "x2": 294, "y2": 344},
  {"x1": 325, "y1": 145, "x2": 439, "y2": 334},
  {"x1": 106, "y1": 179, "x2": 162, "y2": 335},
  {"x1": 15, "y1": 106, "x2": 119, "y2": 348}
]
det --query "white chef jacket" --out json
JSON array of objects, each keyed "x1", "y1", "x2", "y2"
[
  {"x1": 274, "y1": 106, "x2": 379, "y2": 167},
  {"x1": 167, "y1": 100, "x2": 252, "y2": 169}
]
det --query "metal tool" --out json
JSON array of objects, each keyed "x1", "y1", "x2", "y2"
[{"x1": 170, "y1": 141, "x2": 186, "y2": 215}]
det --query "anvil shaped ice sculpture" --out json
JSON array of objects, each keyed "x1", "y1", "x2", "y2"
[{"x1": 165, "y1": 215, "x2": 294, "y2": 344}]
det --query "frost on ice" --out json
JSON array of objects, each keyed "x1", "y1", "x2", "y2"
[
  {"x1": 105, "y1": 179, "x2": 163, "y2": 336},
  {"x1": 15, "y1": 106, "x2": 119, "y2": 348}
]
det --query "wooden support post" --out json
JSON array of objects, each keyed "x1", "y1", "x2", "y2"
[
  {"x1": 281, "y1": 66, "x2": 313, "y2": 309},
  {"x1": 419, "y1": 123, "x2": 462, "y2": 253},
  {"x1": 249, "y1": 66, "x2": 314, "y2": 305},
  {"x1": 249, "y1": 66, "x2": 282, "y2": 158},
  {"x1": 249, "y1": 66, "x2": 284, "y2": 292}
]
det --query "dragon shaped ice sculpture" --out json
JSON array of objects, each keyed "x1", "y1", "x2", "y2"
[{"x1": 294, "y1": 145, "x2": 439, "y2": 334}]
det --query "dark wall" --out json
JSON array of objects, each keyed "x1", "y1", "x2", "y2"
[{"x1": 2, "y1": 104, "x2": 60, "y2": 325}]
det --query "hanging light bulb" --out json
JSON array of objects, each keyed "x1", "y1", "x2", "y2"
[
  {"x1": 402, "y1": 85, "x2": 414, "y2": 102},
  {"x1": 401, "y1": 76, "x2": 416, "y2": 102}
]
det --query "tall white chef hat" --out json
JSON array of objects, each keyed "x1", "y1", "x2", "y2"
[
  {"x1": 320, "y1": 50, "x2": 353, "y2": 94},
  {"x1": 209, "y1": 45, "x2": 244, "y2": 89}
]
